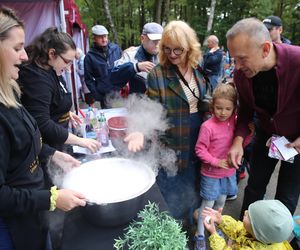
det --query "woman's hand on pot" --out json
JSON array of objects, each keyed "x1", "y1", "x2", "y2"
[
  {"x1": 56, "y1": 189, "x2": 86, "y2": 211},
  {"x1": 51, "y1": 151, "x2": 80, "y2": 172},
  {"x1": 124, "y1": 132, "x2": 144, "y2": 152}
]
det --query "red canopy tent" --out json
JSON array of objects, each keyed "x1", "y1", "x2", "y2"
[{"x1": 0, "y1": 0, "x2": 89, "y2": 112}]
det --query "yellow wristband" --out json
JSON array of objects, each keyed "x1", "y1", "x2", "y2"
[{"x1": 49, "y1": 186, "x2": 58, "y2": 211}]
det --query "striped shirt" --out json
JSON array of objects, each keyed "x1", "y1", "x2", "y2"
[{"x1": 179, "y1": 73, "x2": 199, "y2": 113}]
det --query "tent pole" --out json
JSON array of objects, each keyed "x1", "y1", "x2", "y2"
[
  {"x1": 59, "y1": 0, "x2": 67, "y2": 32},
  {"x1": 59, "y1": 0, "x2": 78, "y2": 114}
]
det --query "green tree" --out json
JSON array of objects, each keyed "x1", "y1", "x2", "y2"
[{"x1": 75, "y1": 0, "x2": 299, "y2": 50}]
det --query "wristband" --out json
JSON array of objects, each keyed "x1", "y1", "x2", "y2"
[{"x1": 49, "y1": 186, "x2": 58, "y2": 211}]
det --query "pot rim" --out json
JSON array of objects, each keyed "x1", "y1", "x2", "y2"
[
  {"x1": 107, "y1": 126, "x2": 127, "y2": 131},
  {"x1": 62, "y1": 158, "x2": 156, "y2": 204}
]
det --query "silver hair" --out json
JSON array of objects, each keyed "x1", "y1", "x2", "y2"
[
  {"x1": 226, "y1": 17, "x2": 271, "y2": 46},
  {"x1": 208, "y1": 35, "x2": 219, "y2": 45}
]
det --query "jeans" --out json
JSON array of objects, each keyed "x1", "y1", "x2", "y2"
[
  {"x1": 208, "y1": 74, "x2": 220, "y2": 90},
  {"x1": 240, "y1": 128, "x2": 300, "y2": 219},
  {"x1": 0, "y1": 218, "x2": 14, "y2": 250}
]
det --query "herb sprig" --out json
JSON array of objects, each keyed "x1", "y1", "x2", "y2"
[{"x1": 114, "y1": 202, "x2": 188, "y2": 250}]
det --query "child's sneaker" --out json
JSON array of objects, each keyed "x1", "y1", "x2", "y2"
[
  {"x1": 226, "y1": 194, "x2": 237, "y2": 201},
  {"x1": 194, "y1": 234, "x2": 206, "y2": 250}
]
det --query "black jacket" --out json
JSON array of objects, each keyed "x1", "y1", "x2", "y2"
[
  {"x1": 19, "y1": 63, "x2": 71, "y2": 150},
  {"x1": 0, "y1": 104, "x2": 54, "y2": 249}
]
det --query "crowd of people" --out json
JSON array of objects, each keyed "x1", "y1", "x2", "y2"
[{"x1": 0, "y1": 5, "x2": 299, "y2": 250}]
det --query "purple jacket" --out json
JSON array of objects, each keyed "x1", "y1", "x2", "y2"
[{"x1": 234, "y1": 43, "x2": 300, "y2": 141}]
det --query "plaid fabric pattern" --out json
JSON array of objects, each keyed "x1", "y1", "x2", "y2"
[{"x1": 147, "y1": 63, "x2": 206, "y2": 169}]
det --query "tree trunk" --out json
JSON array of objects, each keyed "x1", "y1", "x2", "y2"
[
  {"x1": 206, "y1": 0, "x2": 217, "y2": 35},
  {"x1": 162, "y1": 0, "x2": 170, "y2": 25},
  {"x1": 102, "y1": 0, "x2": 119, "y2": 44},
  {"x1": 155, "y1": 0, "x2": 163, "y2": 23}
]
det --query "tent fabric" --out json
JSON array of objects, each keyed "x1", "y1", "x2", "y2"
[
  {"x1": 0, "y1": 0, "x2": 88, "y2": 111},
  {"x1": 64, "y1": 0, "x2": 88, "y2": 51},
  {"x1": 0, "y1": 0, "x2": 88, "y2": 50},
  {"x1": 0, "y1": 2, "x2": 59, "y2": 46}
]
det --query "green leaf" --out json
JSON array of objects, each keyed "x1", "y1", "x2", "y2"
[{"x1": 113, "y1": 201, "x2": 188, "y2": 250}]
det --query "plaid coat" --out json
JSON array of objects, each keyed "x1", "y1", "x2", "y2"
[{"x1": 147, "y1": 63, "x2": 206, "y2": 169}]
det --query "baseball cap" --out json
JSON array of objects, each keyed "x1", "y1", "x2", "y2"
[
  {"x1": 142, "y1": 22, "x2": 163, "y2": 40},
  {"x1": 92, "y1": 25, "x2": 108, "y2": 36},
  {"x1": 248, "y1": 200, "x2": 293, "y2": 244},
  {"x1": 263, "y1": 16, "x2": 282, "y2": 29}
]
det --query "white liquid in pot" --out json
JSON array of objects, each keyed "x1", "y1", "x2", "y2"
[{"x1": 62, "y1": 158, "x2": 155, "y2": 204}]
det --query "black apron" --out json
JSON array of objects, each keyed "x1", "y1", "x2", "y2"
[{"x1": 4, "y1": 107, "x2": 48, "y2": 250}]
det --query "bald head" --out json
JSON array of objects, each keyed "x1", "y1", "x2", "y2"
[
  {"x1": 226, "y1": 18, "x2": 271, "y2": 46},
  {"x1": 226, "y1": 18, "x2": 276, "y2": 78},
  {"x1": 208, "y1": 35, "x2": 219, "y2": 44},
  {"x1": 207, "y1": 35, "x2": 219, "y2": 49}
]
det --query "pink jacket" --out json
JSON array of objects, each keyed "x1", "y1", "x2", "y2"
[{"x1": 195, "y1": 115, "x2": 236, "y2": 178}]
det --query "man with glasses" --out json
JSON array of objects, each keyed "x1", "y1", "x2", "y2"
[
  {"x1": 111, "y1": 22, "x2": 163, "y2": 94},
  {"x1": 84, "y1": 25, "x2": 122, "y2": 108},
  {"x1": 263, "y1": 15, "x2": 291, "y2": 44}
]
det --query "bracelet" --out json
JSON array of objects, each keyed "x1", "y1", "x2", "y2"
[{"x1": 49, "y1": 186, "x2": 58, "y2": 211}]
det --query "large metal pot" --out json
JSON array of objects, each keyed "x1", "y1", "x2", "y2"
[{"x1": 62, "y1": 158, "x2": 155, "y2": 227}]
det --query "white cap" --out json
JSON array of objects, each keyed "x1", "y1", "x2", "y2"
[{"x1": 92, "y1": 25, "x2": 108, "y2": 36}]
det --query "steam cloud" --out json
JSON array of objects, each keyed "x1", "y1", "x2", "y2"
[
  {"x1": 47, "y1": 93, "x2": 178, "y2": 188},
  {"x1": 109, "y1": 94, "x2": 178, "y2": 177}
]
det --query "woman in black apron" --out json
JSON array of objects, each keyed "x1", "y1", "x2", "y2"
[
  {"x1": 0, "y1": 8, "x2": 87, "y2": 250},
  {"x1": 19, "y1": 27, "x2": 100, "y2": 154}
]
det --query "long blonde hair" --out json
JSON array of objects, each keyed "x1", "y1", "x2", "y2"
[
  {"x1": 159, "y1": 20, "x2": 202, "y2": 69},
  {"x1": 0, "y1": 7, "x2": 24, "y2": 108}
]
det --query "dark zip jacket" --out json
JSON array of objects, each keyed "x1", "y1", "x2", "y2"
[{"x1": 84, "y1": 42, "x2": 122, "y2": 101}]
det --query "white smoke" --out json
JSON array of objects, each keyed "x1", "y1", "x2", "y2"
[
  {"x1": 47, "y1": 93, "x2": 178, "y2": 188},
  {"x1": 109, "y1": 94, "x2": 178, "y2": 176}
]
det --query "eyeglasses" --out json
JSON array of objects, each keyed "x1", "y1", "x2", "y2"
[
  {"x1": 162, "y1": 46, "x2": 184, "y2": 56},
  {"x1": 59, "y1": 54, "x2": 73, "y2": 66}
]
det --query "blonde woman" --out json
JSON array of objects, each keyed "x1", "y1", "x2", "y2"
[
  {"x1": 0, "y1": 8, "x2": 87, "y2": 249},
  {"x1": 147, "y1": 20, "x2": 207, "y2": 225}
]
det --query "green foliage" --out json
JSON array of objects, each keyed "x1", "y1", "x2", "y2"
[
  {"x1": 113, "y1": 202, "x2": 188, "y2": 250},
  {"x1": 75, "y1": 0, "x2": 299, "y2": 49}
]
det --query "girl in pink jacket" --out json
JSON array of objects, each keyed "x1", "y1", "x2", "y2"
[{"x1": 194, "y1": 83, "x2": 239, "y2": 250}]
